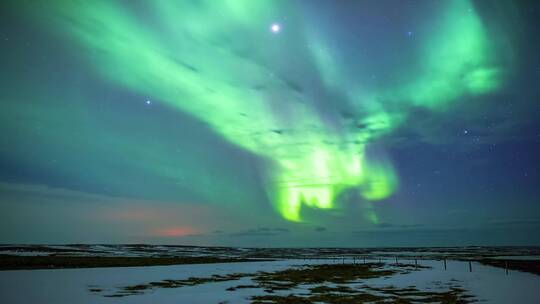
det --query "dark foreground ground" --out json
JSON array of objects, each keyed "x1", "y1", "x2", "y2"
[
  {"x1": 0, "y1": 256, "x2": 264, "y2": 270},
  {"x1": 1, "y1": 248, "x2": 540, "y2": 303},
  {"x1": 477, "y1": 259, "x2": 540, "y2": 276},
  {"x1": 1, "y1": 244, "x2": 539, "y2": 275}
]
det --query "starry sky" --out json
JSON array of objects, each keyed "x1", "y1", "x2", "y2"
[{"x1": 1, "y1": 0, "x2": 539, "y2": 247}]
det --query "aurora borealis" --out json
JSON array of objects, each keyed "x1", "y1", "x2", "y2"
[{"x1": 1, "y1": 1, "x2": 539, "y2": 246}]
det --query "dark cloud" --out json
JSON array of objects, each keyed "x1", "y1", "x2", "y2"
[
  {"x1": 274, "y1": 228, "x2": 290, "y2": 233},
  {"x1": 487, "y1": 219, "x2": 540, "y2": 227},
  {"x1": 229, "y1": 227, "x2": 290, "y2": 237},
  {"x1": 375, "y1": 223, "x2": 394, "y2": 229},
  {"x1": 374, "y1": 223, "x2": 424, "y2": 229}
]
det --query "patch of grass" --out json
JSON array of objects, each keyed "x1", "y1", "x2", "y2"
[
  {"x1": 226, "y1": 284, "x2": 260, "y2": 291},
  {"x1": 252, "y1": 285, "x2": 473, "y2": 304},
  {"x1": 309, "y1": 285, "x2": 356, "y2": 294},
  {"x1": 252, "y1": 263, "x2": 395, "y2": 292},
  {"x1": 309, "y1": 292, "x2": 384, "y2": 304},
  {"x1": 251, "y1": 292, "x2": 386, "y2": 304},
  {"x1": 365, "y1": 285, "x2": 473, "y2": 303},
  {"x1": 249, "y1": 264, "x2": 472, "y2": 304},
  {"x1": 107, "y1": 272, "x2": 252, "y2": 297},
  {"x1": 102, "y1": 262, "x2": 473, "y2": 303},
  {"x1": 251, "y1": 294, "x2": 312, "y2": 304}
]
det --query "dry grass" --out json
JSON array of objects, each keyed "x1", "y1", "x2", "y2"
[
  {"x1": 0, "y1": 255, "x2": 262, "y2": 270},
  {"x1": 252, "y1": 285, "x2": 473, "y2": 304},
  {"x1": 252, "y1": 263, "x2": 395, "y2": 293},
  {"x1": 99, "y1": 262, "x2": 474, "y2": 303},
  {"x1": 246, "y1": 264, "x2": 472, "y2": 303},
  {"x1": 477, "y1": 258, "x2": 540, "y2": 276},
  {"x1": 105, "y1": 273, "x2": 252, "y2": 297}
]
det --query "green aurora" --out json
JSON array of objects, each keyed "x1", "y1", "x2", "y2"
[{"x1": 18, "y1": 0, "x2": 508, "y2": 223}]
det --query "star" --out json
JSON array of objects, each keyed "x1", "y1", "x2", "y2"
[
  {"x1": 270, "y1": 23, "x2": 281, "y2": 33},
  {"x1": 145, "y1": 100, "x2": 151, "y2": 105}
]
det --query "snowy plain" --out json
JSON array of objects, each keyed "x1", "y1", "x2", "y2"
[{"x1": 1, "y1": 258, "x2": 539, "y2": 304}]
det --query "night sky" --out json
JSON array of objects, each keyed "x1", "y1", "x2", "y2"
[{"x1": 1, "y1": 0, "x2": 539, "y2": 247}]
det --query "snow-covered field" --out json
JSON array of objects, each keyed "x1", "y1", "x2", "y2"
[{"x1": 1, "y1": 258, "x2": 539, "y2": 304}]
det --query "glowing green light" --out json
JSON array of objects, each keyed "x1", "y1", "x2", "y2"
[
  {"x1": 26, "y1": 0, "x2": 507, "y2": 223},
  {"x1": 360, "y1": 160, "x2": 397, "y2": 201},
  {"x1": 396, "y1": 1, "x2": 502, "y2": 109}
]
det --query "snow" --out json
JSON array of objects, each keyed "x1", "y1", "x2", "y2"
[
  {"x1": 0, "y1": 260, "x2": 302, "y2": 304},
  {"x1": 369, "y1": 260, "x2": 540, "y2": 303},
  {"x1": 0, "y1": 259, "x2": 539, "y2": 303}
]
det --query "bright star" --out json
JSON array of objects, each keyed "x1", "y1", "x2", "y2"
[
  {"x1": 146, "y1": 100, "x2": 151, "y2": 105},
  {"x1": 270, "y1": 23, "x2": 280, "y2": 33}
]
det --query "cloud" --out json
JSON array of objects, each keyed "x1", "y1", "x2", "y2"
[
  {"x1": 274, "y1": 228, "x2": 290, "y2": 233},
  {"x1": 151, "y1": 226, "x2": 197, "y2": 237},
  {"x1": 0, "y1": 182, "x2": 112, "y2": 204},
  {"x1": 0, "y1": 182, "x2": 224, "y2": 243},
  {"x1": 229, "y1": 227, "x2": 290, "y2": 237},
  {"x1": 486, "y1": 219, "x2": 540, "y2": 227},
  {"x1": 375, "y1": 223, "x2": 394, "y2": 229},
  {"x1": 381, "y1": 91, "x2": 536, "y2": 154},
  {"x1": 374, "y1": 222, "x2": 424, "y2": 229}
]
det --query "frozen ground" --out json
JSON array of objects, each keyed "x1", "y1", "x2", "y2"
[
  {"x1": 2, "y1": 244, "x2": 539, "y2": 259},
  {"x1": 1, "y1": 258, "x2": 539, "y2": 304},
  {"x1": 487, "y1": 255, "x2": 540, "y2": 260},
  {"x1": 2, "y1": 260, "x2": 295, "y2": 304}
]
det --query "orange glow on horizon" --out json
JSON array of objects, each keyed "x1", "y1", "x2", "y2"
[{"x1": 153, "y1": 226, "x2": 196, "y2": 237}]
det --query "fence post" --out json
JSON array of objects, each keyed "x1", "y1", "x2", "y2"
[
  {"x1": 469, "y1": 261, "x2": 472, "y2": 272},
  {"x1": 444, "y1": 258, "x2": 447, "y2": 270},
  {"x1": 505, "y1": 261, "x2": 509, "y2": 275},
  {"x1": 415, "y1": 258, "x2": 418, "y2": 269}
]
